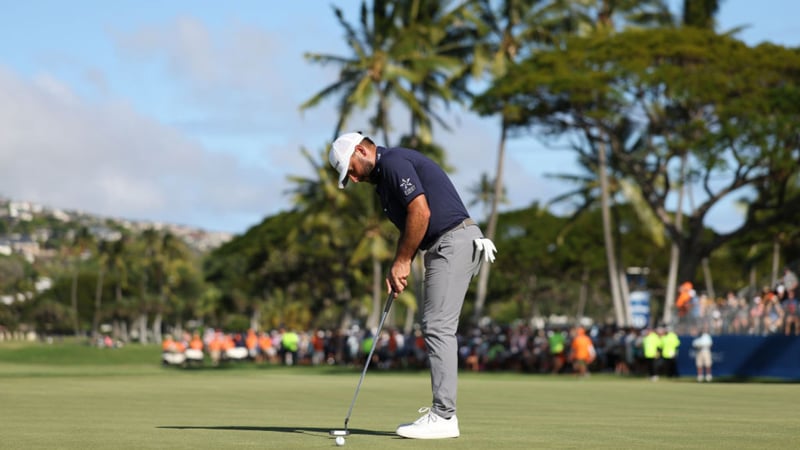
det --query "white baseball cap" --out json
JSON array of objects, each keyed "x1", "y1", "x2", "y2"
[{"x1": 329, "y1": 132, "x2": 364, "y2": 189}]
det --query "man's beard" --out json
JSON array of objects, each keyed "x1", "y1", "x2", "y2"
[{"x1": 365, "y1": 160, "x2": 378, "y2": 184}]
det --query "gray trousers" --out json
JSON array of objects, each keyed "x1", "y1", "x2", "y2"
[{"x1": 422, "y1": 221, "x2": 483, "y2": 419}]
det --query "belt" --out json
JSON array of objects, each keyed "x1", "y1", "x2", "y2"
[
  {"x1": 451, "y1": 218, "x2": 476, "y2": 231},
  {"x1": 423, "y1": 218, "x2": 476, "y2": 251}
]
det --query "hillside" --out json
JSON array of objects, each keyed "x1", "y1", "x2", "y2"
[{"x1": 0, "y1": 195, "x2": 232, "y2": 263}]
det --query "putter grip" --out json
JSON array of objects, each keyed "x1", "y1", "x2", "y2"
[{"x1": 383, "y1": 290, "x2": 395, "y2": 313}]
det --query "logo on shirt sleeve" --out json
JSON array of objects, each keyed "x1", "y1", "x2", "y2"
[{"x1": 400, "y1": 178, "x2": 416, "y2": 196}]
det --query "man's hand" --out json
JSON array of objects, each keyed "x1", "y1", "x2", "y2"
[
  {"x1": 474, "y1": 238, "x2": 497, "y2": 263},
  {"x1": 387, "y1": 195, "x2": 429, "y2": 297},
  {"x1": 387, "y1": 259, "x2": 411, "y2": 296}
]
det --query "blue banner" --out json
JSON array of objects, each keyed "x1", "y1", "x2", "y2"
[
  {"x1": 677, "y1": 335, "x2": 800, "y2": 380},
  {"x1": 628, "y1": 291, "x2": 650, "y2": 329}
]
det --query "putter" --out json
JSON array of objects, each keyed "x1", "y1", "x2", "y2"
[{"x1": 330, "y1": 290, "x2": 396, "y2": 437}]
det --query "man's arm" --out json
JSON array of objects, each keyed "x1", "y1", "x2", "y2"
[{"x1": 387, "y1": 194, "x2": 430, "y2": 295}]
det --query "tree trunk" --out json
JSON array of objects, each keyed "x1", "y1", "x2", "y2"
[
  {"x1": 619, "y1": 268, "x2": 631, "y2": 326},
  {"x1": 367, "y1": 256, "x2": 381, "y2": 330},
  {"x1": 379, "y1": 88, "x2": 391, "y2": 147},
  {"x1": 91, "y1": 267, "x2": 104, "y2": 340},
  {"x1": 473, "y1": 120, "x2": 508, "y2": 323},
  {"x1": 114, "y1": 283, "x2": 127, "y2": 342},
  {"x1": 771, "y1": 236, "x2": 780, "y2": 287},
  {"x1": 120, "y1": 320, "x2": 128, "y2": 343},
  {"x1": 663, "y1": 153, "x2": 688, "y2": 325},
  {"x1": 576, "y1": 268, "x2": 589, "y2": 319},
  {"x1": 665, "y1": 243, "x2": 681, "y2": 324},
  {"x1": 598, "y1": 140, "x2": 625, "y2": 325},
  {"x1": 137, "y1": 313, "x2": 148, "y2": 344},
  {"x1": 152, "y1": 313, "x2": 163, "y2": 343},
  {"x1": 71, "y1": 269, "x2": 80, "y2": 337},
  {"x1": 250, "y1": 305, "x2": 261, "y2": 332},
  {"x1": 337, "y1": 276, "x2": 354, "y2": 332},
  {"x1": 527, "y1": 274, "x2": 539, "y2": 322},
  {"x1": 702, "y1": 257, "x2": 715, "y2": 300},
  {"x1": 174, "y1": 321, "x2": 183, "y2": 338}
]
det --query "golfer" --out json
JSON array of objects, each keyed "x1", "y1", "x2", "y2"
[{"x1": 330, "y1": 132, "x2": 496, "y2": 439}]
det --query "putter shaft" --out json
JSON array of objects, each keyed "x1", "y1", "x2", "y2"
[{"x1": 343, "y1": 291, "x2": 395, "y2": 431}]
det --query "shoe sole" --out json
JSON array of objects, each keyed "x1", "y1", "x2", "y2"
[{"x1": 396, "y1": 430, "x2": 460, "y2": 439}]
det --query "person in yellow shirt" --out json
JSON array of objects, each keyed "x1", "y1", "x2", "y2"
[
  {"x1": 281, "y1": 327, "x2": 300, "y2": 366},
  {"x1": 660, "y1": 327, "x2": 681, "y2": 378},
  {"x1": 642, "y1": 327, "x2": 661, "y2": 381}
]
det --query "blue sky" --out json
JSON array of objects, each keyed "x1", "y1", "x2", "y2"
[{"x1": 0, "y1": 1, "x2": 797, "y2": 234}]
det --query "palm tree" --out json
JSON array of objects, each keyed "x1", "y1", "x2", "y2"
[
  {"x1": 467, "y1": 0, "x2": 559, "y2": 323},
  {"x1": 302, "y1": 1, "x2": 473, "y2": 328},
  {"x1": 396, "y1": 0, "x2": 478, "y2": 144},
  {"x1": 683, "y1": 0, "x2": 720, "y2": 28},
  {"x1": 470, "y1": 0, "x2": 673, "y2": 324},
  {"x1": 302, "y1": 2, "x2": 411, "y2": 323},
  {"x1": 287, "y1": 147, "x2": 376, "y2": 328},
  {"x1": 662, "y1": 0, "x2": 723, "y2": 324},
  {"x1": 91, "y1": 246, "x2": 107, "y2": 340},
  {"x1": 468, "y1": 172, "x2": 508, "y2": 221},
  {"x1": 67, "y1": 227, "x2": 94, "y2": 337},
  {"x1": 90, "y1": 232, "x2": 130, "y2": 340},
  {"x1": 558, "y1": 1, "x2": 672, "y2": 327},
  {"x1": 157, "y1": 232, "x2": 195, "y2": 339},
  {"x1": 137, "y1": 228, "x2": 165, "y2": 343},
  {"x1": 105, "y1": 235, "x2": 132, "y2": 342},
  {"x1": 303, "y1": 1, "x2": 450, "y2": 144}
]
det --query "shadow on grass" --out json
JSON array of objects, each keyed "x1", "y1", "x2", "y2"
[{"x1": 158, "y1": 425, "x2": 395, "y2": 437}]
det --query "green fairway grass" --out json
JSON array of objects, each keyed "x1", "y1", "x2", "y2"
[{"x1": 0, "y1": 342, "x2": 797, "y2": 449}]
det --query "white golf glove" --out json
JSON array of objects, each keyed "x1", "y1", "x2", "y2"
[{"x1": 473, "y1": 238, "x2": 497, "y2": 263}]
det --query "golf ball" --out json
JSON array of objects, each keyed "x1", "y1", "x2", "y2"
[{"x1": 335, "y1": 436, "x2": 346, "y2": 446}]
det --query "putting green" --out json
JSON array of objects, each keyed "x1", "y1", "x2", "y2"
[{"x1": 0, "y1": 343, "x2": 796, "y2": 449}]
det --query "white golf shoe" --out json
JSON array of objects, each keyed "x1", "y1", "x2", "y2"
[{"x1": 396, "y1": 407, "x2": 460, "y2": 439}]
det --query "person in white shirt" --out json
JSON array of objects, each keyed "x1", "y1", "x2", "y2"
[{"x1": 692, "y1": 330, "x2": 713, "y2": 382}]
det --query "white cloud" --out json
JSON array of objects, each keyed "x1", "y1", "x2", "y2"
[
  {"x1": 0, "y1": 11, "x2": 568, "y2": 234},
  {"x1": 111, "y1": 16, "x2": 301, "y2": 133},
  {"x1": 0, "y1": 65, "x2": 279, "y2": 232}
]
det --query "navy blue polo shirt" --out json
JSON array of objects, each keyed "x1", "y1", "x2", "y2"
[{"x1": 373, "y1": 146, "x2": 470, "y2": 251}]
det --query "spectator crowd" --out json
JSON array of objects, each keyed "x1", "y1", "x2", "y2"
[
  {"x1": 160, "y1": 267, "x2": 799, "y2": 379},
  {"x1": 158, "y1": 322, "x2": 691, "y2": 380},
  {"x1": 674, "y1": 267, "x2": 799, "y2": 337}
]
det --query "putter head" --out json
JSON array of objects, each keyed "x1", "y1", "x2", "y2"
[{"x1": 329, "y1": 430, "x2": 350, "y2": 437}]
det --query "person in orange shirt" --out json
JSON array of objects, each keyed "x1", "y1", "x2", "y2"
[
  {"x1": 223, "y1": 333, "x2": 235, "y2": 352},
  {"x1": 569, "y1": 327, "x2": 595, "y2": 378},
  {"x1": 257, "y1": 331, "x2": 273, "y2": 363},
  {"x1": 208, "y1": 330, "x2": 224, "y2": 366},
  {"x1": 174, "y1": 339, "x2": 186, "y2": 353},
  {"x1": 311, "y1": 330, "x2": 326, "y2": 365},
  {"x1": 246, "y1": 329, "x2": 258, "y2": 359},
  {"x1": 676, "y1": 281, "x2": 694, "y2": 318},
  {"x1": 161, "y1": 334, "x2": 184, "y2": 366},
  {"x1": 189, "y1": 333, "x2": 204, "y2": 351},
  {"x1": 162, "y1": 335, "x2": 176, "y2": 353},
  {"x1": 182, "y1": 332, "x2": 205, "y2": 365}
]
